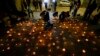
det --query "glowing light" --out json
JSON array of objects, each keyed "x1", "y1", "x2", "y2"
[
  {"x1": 83, "y1": 31, "x2": 86, "y2": 34},
  {"x1": 48, "y1": 32, "x2": 52, "y2": 37},
  {"x1": 82, "y1": 33, "x2": 85, "y2": 36},
  {"x1": 66, "y1": 26, "x2": 68, "y2": 28},
  {"x1": 82, "y1": 49, "x2": 86, "y2": 53},
  {"x1": 39, "y1": 39, "x2": 43, "y2": 43},
  {"x1": 72, "y1": 53, "x2": 75, "y2": 56},
  {"x1": 15, "y1": 44, "x2": 18, "y2": 46},
  {"x1": 34, "y1": 27, "x2": 36, "y2": 29},
  {"x1": 49, "y1": 37, "x2": 52, "y2": 40},
  {"x1": 36, "y1": 43, "x2": 38, "y2": 46},
  {"x1": 62, "y1": 48, "x2": 66, "y2": 52},
  {"x1": 0, "y1": 43, "x2": 4, "y2": 46},
  {"x1": 18, "y1": 33, "x2": 21, "y2": 36},
  {"x1": 32, "y1": 37, "x2": 35, "y2": 39},
  {"x1": 71, "y1": 42, "x2": 74, "y2": 45},
  {"x1": 11, "y1": 39, "x2": 15, "y2": 42},
  {"x1": 56, "y1": 40, "x2": 59, "y2": 43},
  {"x1": 27, "y1": 48, "x2": 31, "y2": 51},
  {"x1": 42, "y1": 24, "x2": 44, "y2": 26},
  {"x1": 94, "y1": 36, "x2": 97, "y2": 39},
  {"x1": 69, "y1": 24, "x2": 72, "y2": 26},
  {"x1": 48, "y1": 49, "x2": 52, "y2": 52},
  {"x1": 90, "y1": 31, "x2": 94, "y2": 35},
  {"x1": 7, "y1": 31, "x2": 10, "y2": 33},
  {"x1": 32, "y1": 30, "x2": 35, "y2": 32},
  {"x1": 26, "y1": 39, "x2": 30, "y2": 42},
  {"x1": 22, "y1": 28, "x2": 26, "y2": 31},
  {"x1": 36, "y1": 47, "x2": 38, "y2": 49},
  {"x1": 59, "y1": 26, "x2": 61, "y2": 27},
  {"x1": 64, "y1": 24, "x2": 65, "y2": 26},
  {"x1": 19, "y1": 43, "x2": 22, "y2": 46},
  {"x1": 10, "y1": 28, "x2": 13, "y2": 31},
  {"x1": 2, "y1": 49, "x2": 5, "y2": 51},
  {"x1": 32, "y1": 52, "x2": 36, "y2": 55},
  {"x1": 85, "y1": 39, "x2": 89, "y2": 42},
  {"x1": 74, "y1": 32, "x2": 77, "y2": 34},
  {"x1": 23, "y1": 38, "x2": 27, "y2": 41},
  {"x1": 48, "y1": 44, "x2": 51, "y2": 47},
  {"x1": 63, "y1": 37, "x2": 66, "y2": 40},
  {"x1": 92, "y1": 41, "x2": 96, "y2": 44},
  {"x1": 77, "y1": 39, "x2": 81, "y2": 42},
  {"x1": 8, "y1": 34, "x2": 12, "y2": 37},
  {"x1": 7, "y1": 47, "x2": 10, "y2": 50},
  {"x1": 43, "y1": 34, "x2": 46, "y2": 37},
  {"x1": 56, "y1": 46, "x2": 60, "y2": 49},
  {"x1": 52, "y1": 42, "x2": 55, "y2": 46},
  {"x1": 76, "y1": 26, "x2": 79, "y2": 29},
  {"x1": 80, "y1": 23, "x2": 83, "y2": 26},
  {"x1": 39, "y1": 32, "x2": 42, "y2": 34},
  {"x1": 54, "y1": 27, "x2": 57, "y2": 29},
  {"x1": 29, "y1": 33, "x2": 32, "y2": 35}
]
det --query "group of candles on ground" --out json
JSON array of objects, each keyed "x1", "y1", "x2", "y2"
[{"x1": 0, "y1": 19, "x2": 99, "y2": 56}]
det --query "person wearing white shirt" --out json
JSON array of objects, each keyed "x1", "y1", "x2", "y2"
[{"x1": 44, "y1": 0, "x2": 48, "y2": 10}]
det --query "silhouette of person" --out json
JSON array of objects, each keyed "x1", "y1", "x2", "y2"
[
  {"x1": 59, "y1": 11, "x2": 66, "y2": 22},
  {"x1": 70, "y1": 1, "x2": 74, "y2": 12},
  {"x1": 44, "y1": 10, "x2": 50, "y2": 22},
  {"x1": 52, "y1": 0, "x2": 57, "y2": 11},
  {"x1": 44, "y1": 0, "x2": 48, "y2": 10},
  {"x1": 26, "y1": 0, "x2": 31, "y2": 7},
  {"x1": 73, "y1": 0, "x2": 81, "y2": 17},
  {"x1": 38, "y1": 0, "x2": 42, "y2": 11},
  {"x1": 22, "y1": 0, "x2": 27, "y2": 11},
  {"x1": 83, "y1": 0, "x2": 97, "y2": 21},
  {"x1": 33, "y1": 0, "x2": 38, "y2": 11}
]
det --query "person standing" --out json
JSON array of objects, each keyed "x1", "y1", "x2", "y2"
[
  {"x1": 26, "y1": 0, "x2": 31, "y2": 8},
  {"x1": 44, "y1": 0, "x2": 48, "y2": 10},
  {"x1": 33, "y1": 0, "x2": 38, "y2": 11},
  {"x1": 73, "y1": 0, "x2": 81, "y2": 17},
  {"x1": 83, "y1": 0, "x2": 97, "y2": 21},
  {"x1": 52, "y1": 0, "x2": 57, "y2": 12},
  {"x1": 38, "y1": 0, "x2": 42, "y2": 11},
  {"x1": 70, "y1": 1, "x2": 74, "y2": 12}
]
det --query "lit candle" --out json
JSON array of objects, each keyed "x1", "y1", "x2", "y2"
[
  {"x1": 82, "y1": 49, "x2": 86, "y2": 53},
  {"x1": 32, "y1": 52, "x2": 36, "y2": 55},
  {"x1": 77, "y1": 39, "x2": 81, "y2": 42},
  {"x1": 18, "y1": 33, "x2": 21, "y2": 36},
  {"x1": 56, "y1": 46, "x2": 60, "y2": 49},
  {"x1": 27, "y1": 48, "x2": 31, "y2": 52},
  {"x1": 7, "y1": 47, "x2": 10, "y2": 50},
  {"x1": 62, "y1": 48, "x2": 66, "y2": 52},
  {"x1": 85, "y1": 39, "x2": 89, "y2": 42},
  {"x1": 52, "y1": 42, "x2": 56, "y2": 46}
]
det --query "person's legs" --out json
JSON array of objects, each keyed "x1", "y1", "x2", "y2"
[
  {"x1": 39, "y1": 2, "x2": 42, "y2": 11},
  {"x1": 73, "y1": 8, "x2": 78, "y2": 17},
  {"x1": 45, "y1": 3, "x2": 47, "y2": 10}
]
